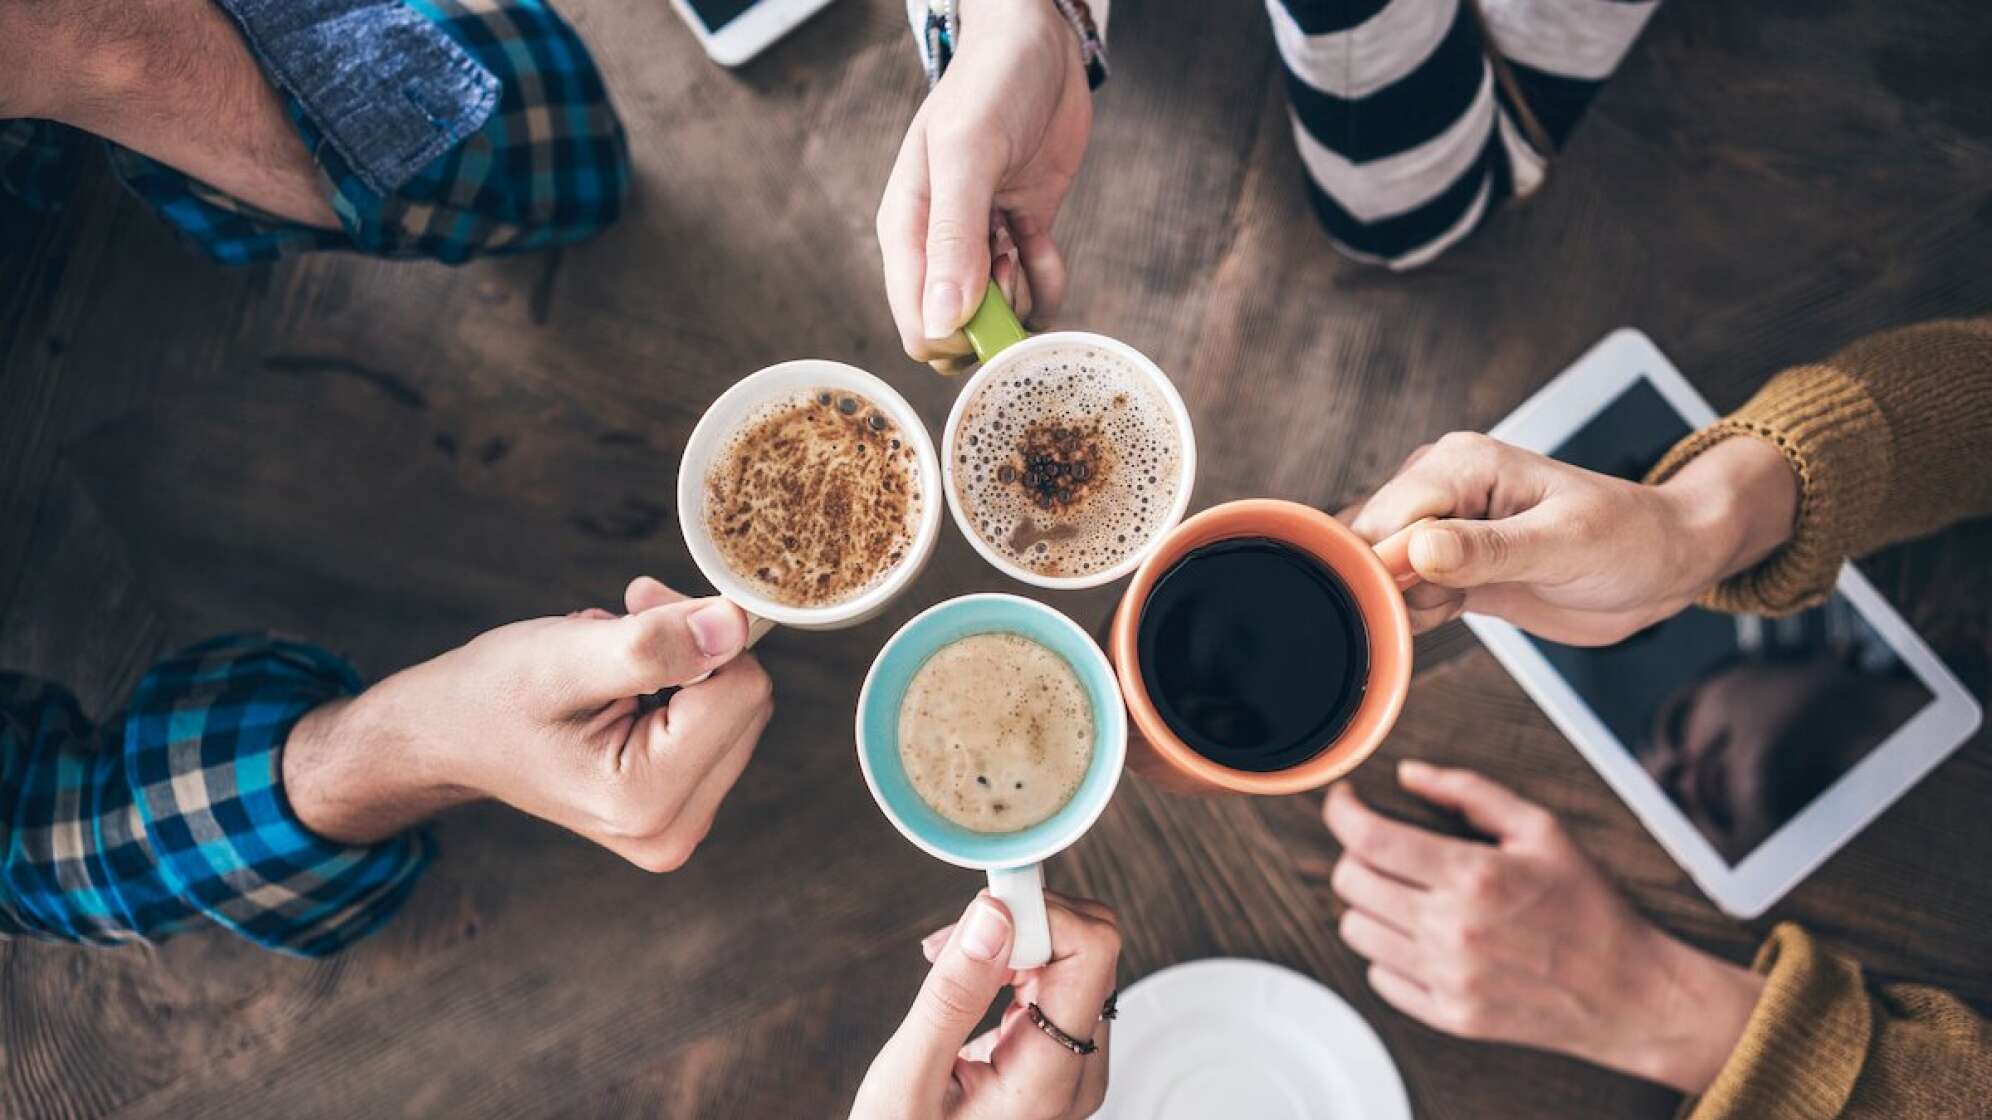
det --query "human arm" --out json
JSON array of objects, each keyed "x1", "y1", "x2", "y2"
[
  {"x1": 1322, "y1": 761, "x2": 1763, "y2": 1092},
  {"x1": 1, "y1": 0, "x2": 336, "y2": 228},
  {"x1": 1647, "y1": 316, "x2": 1992, "y2": 614},
  {"x1": 1323, "y1": 762, "x2": 1992, "y2": 1114},
  {"x1": 879, "y1": 0, "x2": 1103, "y2": 368},
  {"x1": 1684, "y1": 924, "x2": 1992, "y2": 1119},
  {"x1": 1, "y1": 577, "x2": 772, "y2": 954},
  {"x1": 1344, "y1": 317, "x2": 1992, "y2": 643}
]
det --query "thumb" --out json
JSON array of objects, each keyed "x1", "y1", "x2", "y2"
[
  {"x1": 564, "y1": 598, "x2": 749, "y2": 704},
  {"x1": 1408, "y1": 516, "x2": 1556, "y2": 590},
  {"x1": 877, "y1": 896, "x2": 1015, "y2": 1089},
  {"x1": 921, "y1": 147, "x2": 1000, "y2": 341}
]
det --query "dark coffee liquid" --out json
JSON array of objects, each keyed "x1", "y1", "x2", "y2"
[{"x1": 1135, "y1": 538, "x2": 1369, "y2": 772}]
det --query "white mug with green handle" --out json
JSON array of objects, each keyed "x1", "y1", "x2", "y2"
[{"x1": 943, "y1": 286, "x2": 1198, "y2": 590}]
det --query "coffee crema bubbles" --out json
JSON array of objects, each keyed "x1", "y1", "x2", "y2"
[
  {"x1": 953, "y1": 347, "x2": 1181, "y2": 579},
  {"x1": 703, "y1": 388, "x2": 922, "y2": 609}
]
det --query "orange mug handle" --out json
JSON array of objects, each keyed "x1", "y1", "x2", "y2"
[{"x1": 1371, "y1": 518, "x2": 1434, "y2": 592}]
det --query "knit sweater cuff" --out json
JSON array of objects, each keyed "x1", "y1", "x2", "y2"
[
  {"x1": 1646, "y1": 364, "x2": 1890, "y2": 616},
  {"x1": 1682, "y1": 924, "x2": 1872, "y2": 1120}
]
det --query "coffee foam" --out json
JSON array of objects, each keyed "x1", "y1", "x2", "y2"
[
  {"x1": 897, "y1": 632, "x2": 1094, "y2": 834},
  {"x1": 953, "y1": 345, "x2": 1182, "y2": 579},
  {"x1": 703, "y1": 388, "x2": 922, "y2": 609}
]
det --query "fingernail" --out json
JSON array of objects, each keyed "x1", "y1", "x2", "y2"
[
  {"x1": 923, "y1": 281, "x2": 963, "y2": 340},
  {"x1": 1400, "y1": 759, "x2": 1432, "y2": 782},
  {"x1": 919, "y1": 925, "x2": 952, "y2": 956},
  {"x1": 1413, "y1": 527, "x2": 1463, "y2": 574},
  {"x1": 959, "y1": 898, "x2": 1010, "y2": 962},
  {"x1": 687, "y1": 600, "x2": 745, "y2": 657}
]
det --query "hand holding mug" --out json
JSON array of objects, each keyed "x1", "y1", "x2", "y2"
[
  {"x1": 876, "y1": 0, "x2": 1092, "y2": 367},
  {"x1": 1342, "y1": 431, "x2": 1798, "y2": 645},
  {"x1": 1323, "y1": 761, "x2": 1764, "y2": 1094},
  {"x1": 285, "y1": 576, "x2": 774, "y2": 873},
  {"x1": 851, "y1": 892, "x2": 1120, "y2": 1120}
]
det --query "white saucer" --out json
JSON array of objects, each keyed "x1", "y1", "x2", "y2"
[{"x1": 1096, "y1": 958, "x2": 1411, "y2": 1120}]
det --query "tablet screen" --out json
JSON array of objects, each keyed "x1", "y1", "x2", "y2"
[
  {"x1": 1524, "y1": 378, "x2": 1936, "y2": 865},
  {"x1": 685, "y1": 0, "x2": 759, "y2": 31}
]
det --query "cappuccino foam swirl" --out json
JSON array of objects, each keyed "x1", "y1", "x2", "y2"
[{"x1": 953, "y1": 346, "x2": 1182, "y2": 579}]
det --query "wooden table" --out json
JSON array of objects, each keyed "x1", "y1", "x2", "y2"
[{"x1": 4, "y1": 1, "x2": 1989, "y2": 1116}]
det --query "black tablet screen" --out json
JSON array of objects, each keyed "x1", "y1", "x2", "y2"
[
  {"x1": 1523, "y1": 379, "x2": 1934, "y2": 865},
  {"x1": 685, "y1": 0, "x2": 759, "y2": 32}
]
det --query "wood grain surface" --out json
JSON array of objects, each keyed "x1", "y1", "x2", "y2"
[{"x1": 3, "y1": 0, "x2": 1990, "y2": 1117}]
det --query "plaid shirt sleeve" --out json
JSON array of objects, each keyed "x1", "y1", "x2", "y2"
[
  {"x1": 3, "y1": 0, "x2": 628, "y2": 266},
  {"x1": 1, "y1": 636, "x2": 430, "y2": 957}
]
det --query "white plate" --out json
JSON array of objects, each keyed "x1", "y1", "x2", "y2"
[{"x1": 1096, "y1": 958, "x2": 1411, "y2": 1120}]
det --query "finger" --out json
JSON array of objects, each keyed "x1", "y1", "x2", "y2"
[
  {"x1": 655, "y1": 652, "x2": 771, "y2": 758},
  {"x1": 1336, "y1": 907, "x2": 1425, "y2": 980},
  {"x1": 992, "y1": 900, "x2": 1119, "y2": 1086},
  {"x1": 1073, "y1": 1021, "x2": 1110, "y2": 1118},
  {"x1": 875, "y1": 895, "x2": 1017, "y2": 1089},
  {"x1": 1322, "y1": 783, "x2": 1468, "y2": 887},
  {"x1": 1458, "y1": 582, "x2": 1657, "y2": 647},
  {"x1": 991, "y1": 249, "x2": 1033, "y2": 322},
  {"x1": 1407, "y1": 598, "x2": 1468, "y2": 634},
  {"x1": 922, "y1": 140, "x2": 1002, "y2": 341},
  {"x1": 1366, "y1": 963, "x2": 1446, "y2": 1028},
  {"x1": 1397, "y1": 759, "x2": 1553, "y2": 844},
  {"x1": 640, "y1": 678, "x2": 770, "y2": 856},
  {"x1": 624, "y1": 575, "x2": 688, "y2": 614},
  {"x1": 1338, "y1": 444, "x2": 1433, "y2": 528},
  {"x1": 1409, "y1": 511, "x2": 1564, "y2": 591},
  {"x1": 1041, "y1": 890, "x2": 1118, "y2": 929},
  {"x1": 878, "y1": 122, "x2": 940, "y2": 361},
  {"x1": 1329, "y1": 856, "x2": 1425, "y2": 928},
  {"x1": 1010, "y1": 211, "x2": 1067, "y2": 321},
  {"x1": 567, "y1": 607, "x2": 617, "y2": 620},
  {"x1": 959, "y1": 1023, "x2": 1003, "y2": 1065},
  {"x1": 559, "y1": 598, "x2": 750, "y2": 705},
  {"x1": 1348, "y1": 433, "x2": 1513, "y2": 543},
  {"x1": 1404, "y1": 583, "x2": 1466, "y2": 635}
]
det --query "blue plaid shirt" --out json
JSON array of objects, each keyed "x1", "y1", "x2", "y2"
[
  {"x1": 0, "y1": 0, "x2": 627, "y2": 265},
  {"x1": 0, "y1": 636, "x2": 430, "y2": 957}
]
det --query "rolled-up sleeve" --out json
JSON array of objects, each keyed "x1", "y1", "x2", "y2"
[{"x1": 2, "y1": 635, "x2": 429, "y2": 957}]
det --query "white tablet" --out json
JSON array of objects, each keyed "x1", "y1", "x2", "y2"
[
  {"x1": 669, "y1": 0, "x2": 838, "y2": 66},
  {"x1": 1465, "y1": 329, "x2": 1983, "y2": 918}
]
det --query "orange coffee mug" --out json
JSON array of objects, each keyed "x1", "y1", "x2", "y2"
[{"x1": 1108, "y1": 499, "x2": 1419, "y2": 795}]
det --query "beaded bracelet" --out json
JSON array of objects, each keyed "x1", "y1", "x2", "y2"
[{"x1": 923, "y1": 0, "x2": 1109, "y2": 90}]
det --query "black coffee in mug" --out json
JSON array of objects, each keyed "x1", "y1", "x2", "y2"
[{"x1": 1134, "y1": 537, "x2": 1370, "y2": 772}]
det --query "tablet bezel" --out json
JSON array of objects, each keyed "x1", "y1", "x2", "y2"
[{"x1": 1464, "y1": 328, "x2": 1983, "y2": 918}]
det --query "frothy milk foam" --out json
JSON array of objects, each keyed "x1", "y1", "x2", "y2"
[
  {"x1": 898, "y1": 633, "x2": 1095, "y2": 833},
  {"x1": 953, "y1": 345, "x2": 1181, "y2": 579},
  {"x1": 703, "y1": 388, "x2": 922, "y2": 609}
]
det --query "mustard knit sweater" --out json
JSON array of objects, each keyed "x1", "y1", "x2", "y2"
[{"x1": 1645, "y1": 317, "x2": 1992, "y2": 1119}]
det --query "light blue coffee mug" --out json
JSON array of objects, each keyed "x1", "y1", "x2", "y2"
[{"x1": 857, "y1": 594, "x2": 1127, "y2": 969}]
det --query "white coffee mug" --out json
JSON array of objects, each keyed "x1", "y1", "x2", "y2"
[
  {"x1": 941, "y1": 289, "x2": 1198, "y2": 591},
  {"x1": 677, "y1": 360, "x2": 944, "y2": 637}
]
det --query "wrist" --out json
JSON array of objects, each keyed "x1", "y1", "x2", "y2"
[
  {"x1": 1657, "y1": 434, "x2": 1799, "y2": 597},
  {"x1": 1613, "y1": 929, "x2": 1766, "y2": 1094},
  {"x1": 282, "y1": 681, "x2": 475, "y2": 846}
]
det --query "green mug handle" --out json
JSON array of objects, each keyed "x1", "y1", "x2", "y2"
[{"x1": 961, "y1": 284, "x2": 1030, "y2": 364}]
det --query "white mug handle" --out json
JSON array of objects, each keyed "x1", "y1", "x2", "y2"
[
  {"x1": 684, "y1": 609, "x2": 775, "y2": 686},
  {"x1": 987, "y1": 863, "x2": 1051, "y2": 969}
]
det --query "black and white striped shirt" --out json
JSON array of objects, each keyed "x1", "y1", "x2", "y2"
[{"x1": 911, "y1": 0, "x2": 1659, "y2": 270}]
